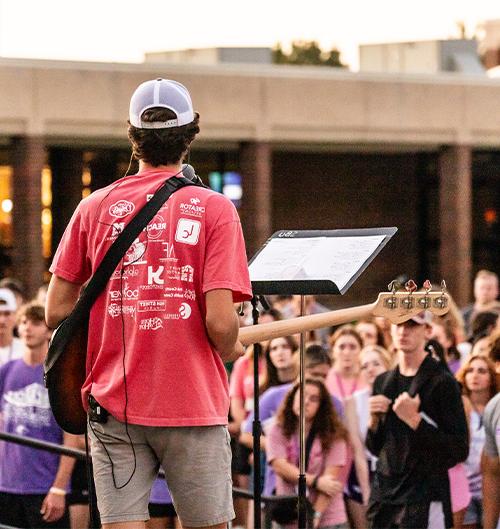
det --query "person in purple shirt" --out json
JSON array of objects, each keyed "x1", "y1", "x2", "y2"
[
  {"x1": 147, "y1": 474, "x2": 178, "y2": 528},
  {"x1": 239, "y1": 344, "x2": 343, "y2": 496},
  {"x1": 0, "y1": 302, "x2": 79, "y2": 528}
]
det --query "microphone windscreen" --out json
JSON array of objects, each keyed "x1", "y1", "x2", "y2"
[{"x1": 182, "y1": 164, "x2": 196, "y2": 181}]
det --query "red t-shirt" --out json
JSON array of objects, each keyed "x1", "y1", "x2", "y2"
[{"x1": 50, "y1": 168, "x2": 252, "y2": 426}]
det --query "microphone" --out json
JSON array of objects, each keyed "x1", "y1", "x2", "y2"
[{"x1": 182, "y1": 164, "x2": 207, "y2": 187}]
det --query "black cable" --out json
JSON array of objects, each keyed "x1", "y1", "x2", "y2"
[
  {"x1": 84, "y1": 427, "x2": 98, "y2": 528},
  {"x1": 86, "y1": 163, "x2": 186, "y2": 493}
]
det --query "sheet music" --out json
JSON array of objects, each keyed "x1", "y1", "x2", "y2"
[{"x1": 249, "y1": 235, "x2": 386, "y2": 291}]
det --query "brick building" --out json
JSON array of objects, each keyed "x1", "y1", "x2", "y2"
[{"x1": 0, "y1": 57, "x2": 499, "y2": 307}]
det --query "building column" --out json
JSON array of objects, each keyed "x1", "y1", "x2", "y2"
[
  {"x1": 239, "y1": 142, "x2": 272, "y2": 258},
  {"x1": 11, "y1": 136, "x2": 46, "y2": 298},
  {"x1": 90, "y1": 150, "x2": 120, "y2": 192},
  {"x1": 438, "y1": 145, "x2": 472, "y2": 307},
  {"x1": 49, "y1": 148, "x2": 84, "y2": 254}
]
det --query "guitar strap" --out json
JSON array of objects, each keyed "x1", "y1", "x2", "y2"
[{"x1": 44, "y1": 172, "x2": 202, "y2": 376}]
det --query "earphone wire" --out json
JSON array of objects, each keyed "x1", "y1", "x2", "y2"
[{"x1": 87, "y1": 159, "x2": 187, "y2": 491}]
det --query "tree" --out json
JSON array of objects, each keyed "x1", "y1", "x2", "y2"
[{"x1": 272, "y1": 40, "x2": 346, "y2": 68}]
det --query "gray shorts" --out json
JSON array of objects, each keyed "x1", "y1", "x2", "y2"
[{"x1": 88, "y1": 415, "x2": 234, "y2": 527}]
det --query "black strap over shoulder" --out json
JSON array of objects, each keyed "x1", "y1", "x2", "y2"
[
  {"x1": 79, "y1": 175, "x2": 193, "y2": 309},
  {"x1": 45, "y1": 174, "x2": 197, "y2": 374}
]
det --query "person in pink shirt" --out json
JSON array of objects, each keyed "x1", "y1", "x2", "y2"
[
  {"x1": 326, "y1": 325, "x2": 365, "y2": 401},
  {"x1": 229, "y1": 309, "x2": 282, "y2": 430},
  {"x1": 229, "y1": 309, "x2": 280, "y2": 528},
  {"x1": 46, "y1": 78, "x2": 252, "y2": 529},
  {"x1": 267, "y1": 379, "x2": 349, "y2": 529}
]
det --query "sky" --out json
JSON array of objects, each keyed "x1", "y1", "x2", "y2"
[{"x1": 0, "y1": 0, "x2": 499, "y2": 70}]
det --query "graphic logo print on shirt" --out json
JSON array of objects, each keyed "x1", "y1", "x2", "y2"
[
  {"x1": 180, "y1": 199, "x2": 205, "y2": 218},
  {"x1": 139, "y1": 317, "x2": 163, "y2": 331},
  {"x1": 175, "y1": 218, "x2": 201, "y2": 245},
  {"x1": 179, "y1": 302, "x2": 192, "y2": 320},
  {"x1": 109, "y1": 283, "x2": 139, "y2": 301},
  {"x1": 3, "y1": 383, "x2": 53, "y2": 427},
  {"x1": 161, "y1": 242, "x2": 177, "y2": 262},
  {"x1": 181, "y1": 265, "x2": 194, "y2": 282},
  {"x1": 146, "y1": 214, "x2": 167, "y2": 240},
  {"x1": 111, "y1": 266, "x2": 139, "y2": 280},
  {"x1": 148, "y1": 266, "x2": 164, "y2": 286},
  {"x1": 138, "y1": 300, "x2": 166, "y2": 312},
  {"x1": 109, "y1": 200, "x2": 135, "y2": 218},
  {"x1": 112, "y1": 222, "x2": 125, "y2": 237},
  {"x1": 107, "y1": 304, "x2": 136, "y2": 318},
  {"x1": 124, "y1": 239, "x2": 147, "y2": 265},
  {"x1": 183, "y1": 289, "x2": 196, "y2": 301}
]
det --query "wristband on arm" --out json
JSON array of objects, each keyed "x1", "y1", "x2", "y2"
[{"x1": 49, "y1": 487, "x2": 66, "y2": 496}]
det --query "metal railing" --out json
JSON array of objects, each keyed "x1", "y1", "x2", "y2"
[{"x1": 0, "y1": 431, "x2": 298, "y2": 506}]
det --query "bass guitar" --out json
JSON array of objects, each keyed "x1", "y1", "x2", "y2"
[{"x1": 47, "y1": 280, "x2": 449, "y2": 434}]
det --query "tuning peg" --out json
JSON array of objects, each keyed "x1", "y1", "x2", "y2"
[
  {"x1": 441, "y1": 280, "x2": 447, "y2": 292},
  {"x1": 388, "y1": 280, "x2": 398, "y2": 293},
  {"x1": 405, "y1": 279, "x2": 417, "y2": 293},
  {"x1": 419, "y1": 279, "x2": 432, "y2": 309}
]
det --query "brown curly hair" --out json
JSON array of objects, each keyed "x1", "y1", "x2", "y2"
[
  {"x1": 276, "y1": 379, "x2": 348, "y2": 451},
  {"x1": 127, "y1": 107, "x2": 200, "y2": 167},
  {"x1": 16, "y1": 301, "x2": 46, "y2": 324}
]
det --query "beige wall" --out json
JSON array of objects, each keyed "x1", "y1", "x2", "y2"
[{"x1": 1, "y1": 57, "x2": 500, "y2": 148}]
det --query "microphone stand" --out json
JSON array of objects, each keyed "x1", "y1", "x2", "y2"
[{"x1": 250, "y1": 295, "x2": 269, "y2": 529}]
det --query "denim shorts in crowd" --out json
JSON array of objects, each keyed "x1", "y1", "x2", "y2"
[{"x1": 463, "y1": 497, "x2": 483, "y2": 526}]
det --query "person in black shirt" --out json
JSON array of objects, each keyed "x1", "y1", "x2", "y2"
[{"x1": 366, "y1": 311, "x2": 468, "y2": 529}]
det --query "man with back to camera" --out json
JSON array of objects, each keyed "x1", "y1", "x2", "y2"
[
  {"x1": 366, "y1": 311, "x2": 469, "y2": 529},
  {"x1": 45, "y1": 78, "x2": 252, "y2": 529}
]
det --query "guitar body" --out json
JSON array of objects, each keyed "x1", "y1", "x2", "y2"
[{"x1": 44, "y1": 316, "x2": 89, "y2": 435}]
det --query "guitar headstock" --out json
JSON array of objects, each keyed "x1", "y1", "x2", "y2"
[{"x1": 372, "y1": 279, "x2": 449, "y2": 324}]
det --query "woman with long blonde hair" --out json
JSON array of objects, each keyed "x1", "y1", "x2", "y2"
[
  {"x1": 325, "y1": 325, "x2": 365, "y2": 401},
  {"x1": 455, "y1": 355, "x2": 498, "y2": 529}
]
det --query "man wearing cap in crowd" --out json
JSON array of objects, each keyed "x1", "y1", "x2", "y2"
[
  {"x1": 0, "y1": 287, "x2": 23, "y2": 366},
  {"x1": 46, "y1": 78, "x2": 252, "y2": 529},
  {"x1": 366, "y1": 311, "x2": 468, "y2": 529}
]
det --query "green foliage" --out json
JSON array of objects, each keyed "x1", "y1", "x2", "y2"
[{"x1": 272, "y1": 41, "x2": 346, "y2": 68}]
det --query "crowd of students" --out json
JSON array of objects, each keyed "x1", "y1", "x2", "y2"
[
  {"x1": 0, "y1": 270, "x2": 498, "y2": 529},
  {"x1": 227, "y1": 270, "x2": 500, "y2": 529}
]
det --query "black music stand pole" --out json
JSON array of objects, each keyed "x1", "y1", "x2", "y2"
[{"x1": 251, "y1": 296, "x2": 263, "y2": 529}]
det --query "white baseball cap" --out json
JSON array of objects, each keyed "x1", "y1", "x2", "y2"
[
  {"x1": 0, "y1": 288, "x2": 17, "y2": 312},
  {"x1": 407, "y1": 311, "x2": 433, "y2": 325},
  {"x1": 129, "y1": 78, "x2": 195, "y2": 129}
]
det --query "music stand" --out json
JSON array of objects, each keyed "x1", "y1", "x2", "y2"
[{"x1": 247, "y1": 227, "x2": 396, "y2": 529}]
